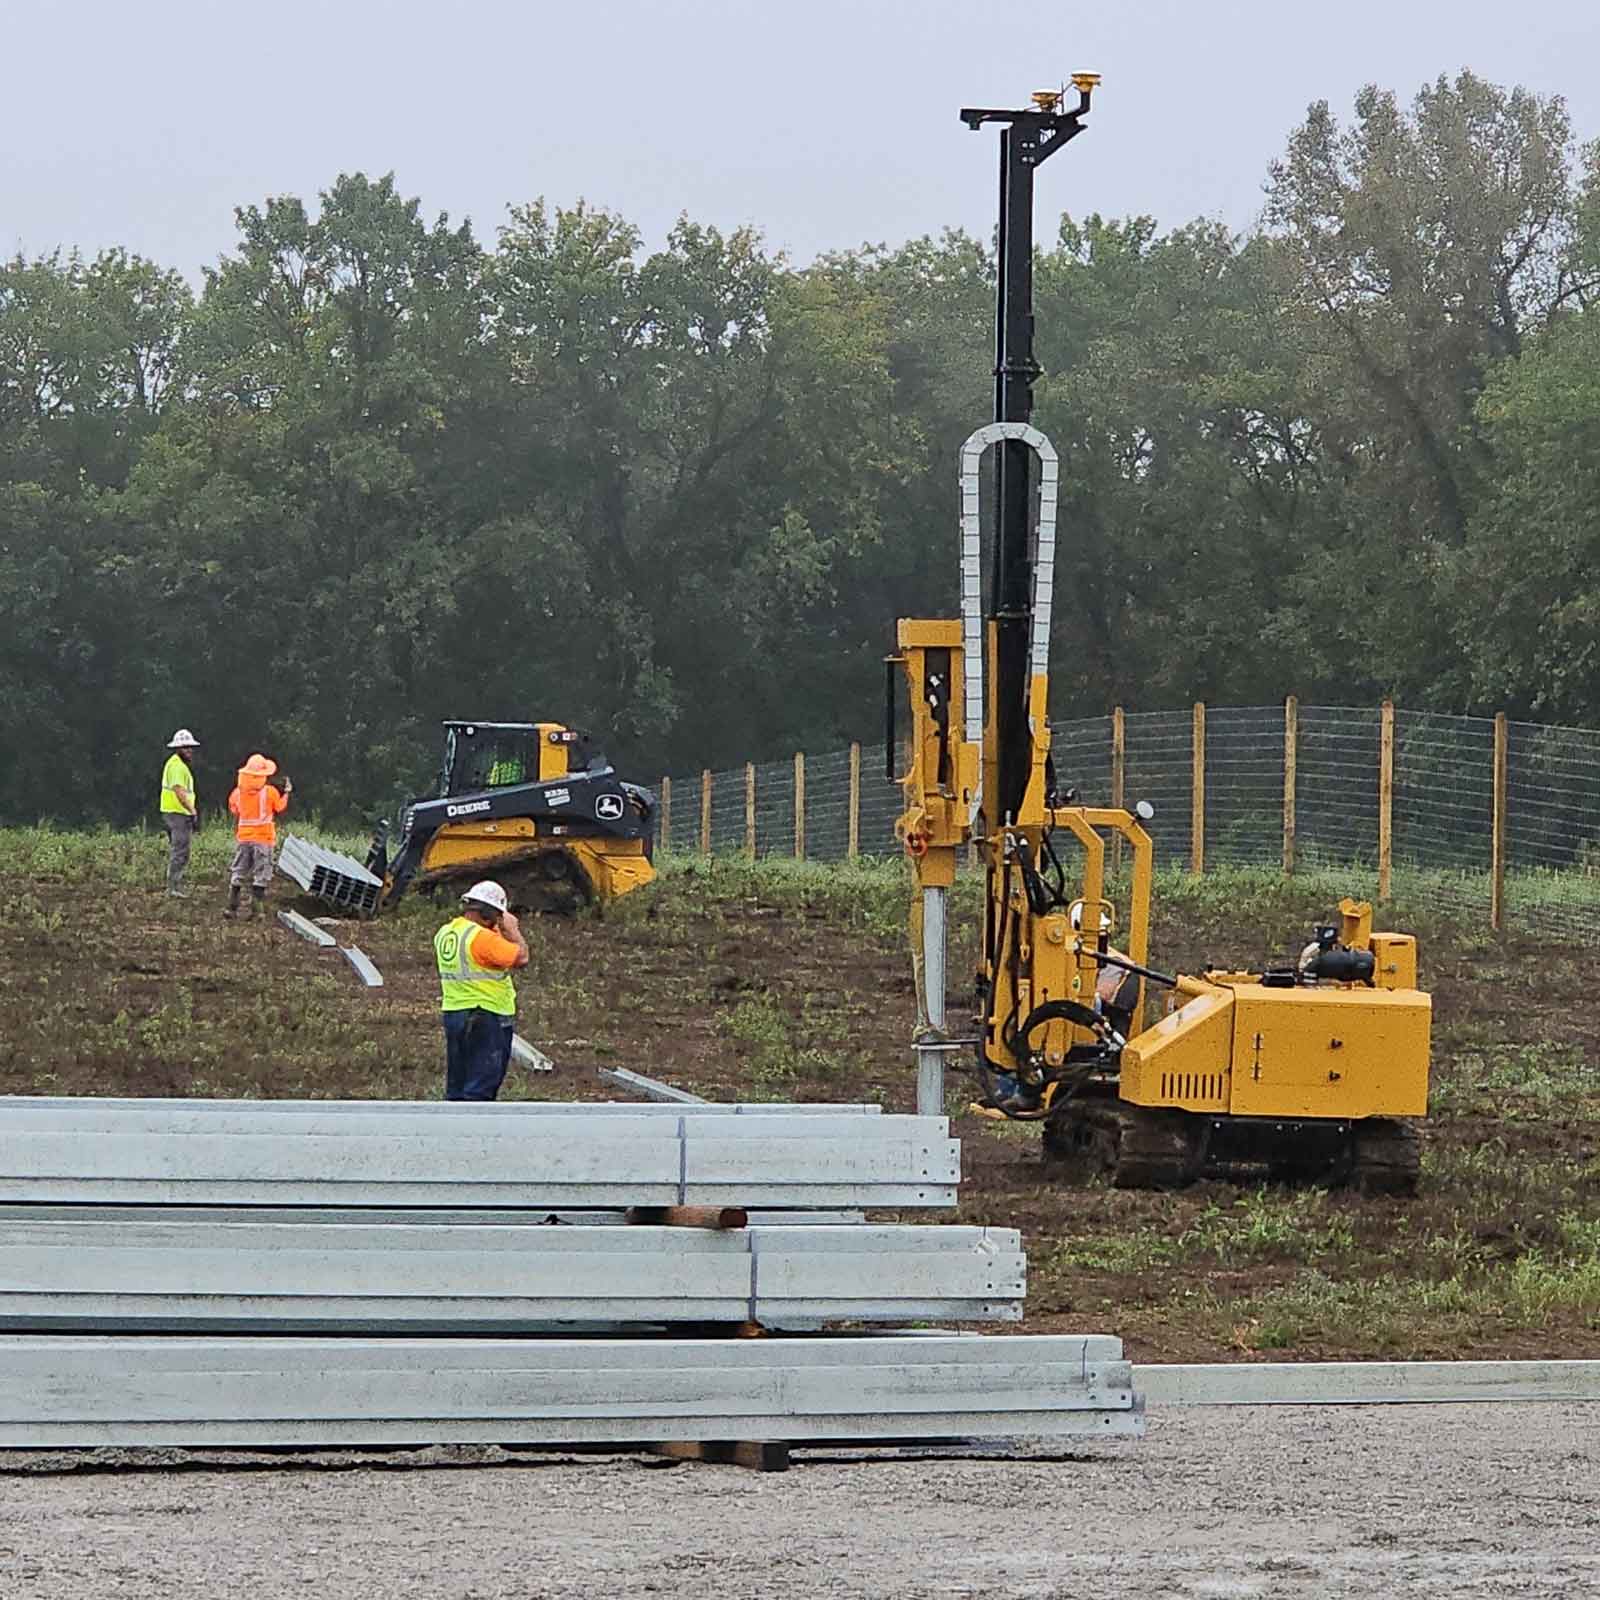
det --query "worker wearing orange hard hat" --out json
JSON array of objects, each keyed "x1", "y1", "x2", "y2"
[
  {"x1": 225, "y1": 753, "x2": 292, "y2": 920},
  {"x1": 434, "y1": 880, "x2": 530, "y2": 1100}
]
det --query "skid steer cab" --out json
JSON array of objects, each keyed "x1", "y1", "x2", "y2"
[{"x1": 365, "y1": 721, "x2": 657, "y2": 914}]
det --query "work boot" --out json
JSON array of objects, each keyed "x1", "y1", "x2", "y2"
[
  {"x1": 224, "y1": 884, "x2": 242, "y2": 920},
  {"x1": 249, "y1": 886, "x2": 266, "y2": 920}
]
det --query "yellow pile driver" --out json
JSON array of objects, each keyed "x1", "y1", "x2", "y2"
[{"x1": 889, "y1": 81, "x2": 1429, "y2": 1192}]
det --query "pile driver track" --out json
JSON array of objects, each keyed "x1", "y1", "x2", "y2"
[{"x1": 1042, "y1": 1098, "x2": 1422, "y2": 1194}]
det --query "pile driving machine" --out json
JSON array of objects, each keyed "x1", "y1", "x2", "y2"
[{"x1": 889, "y1": 81, "x2": 1430, "y2": 1191}]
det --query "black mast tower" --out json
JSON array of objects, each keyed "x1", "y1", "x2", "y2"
[{"x1": 959, "y1": 77, "x2": 1097, "y2": 826}]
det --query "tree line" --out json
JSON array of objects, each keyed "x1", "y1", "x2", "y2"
[{"x1": 3, "y1": 70, "x2": 1598, "y2": 826}]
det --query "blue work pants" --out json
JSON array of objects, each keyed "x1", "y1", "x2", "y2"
[{"x1": 442, "y1": 1008, "x2": 514, "y2": 1101}]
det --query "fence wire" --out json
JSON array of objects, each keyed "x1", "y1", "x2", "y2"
[{"x1": 659, "y1": 704, "x2": 1600, "y2": 942}]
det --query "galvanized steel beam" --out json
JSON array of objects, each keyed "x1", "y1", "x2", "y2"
[
  {"x1": 598, "y1": 1067, "x2": 707, "y2": 1104},
  {"x1": 1137, "y1": 1360, "x2": 1600, "y2": 1406},
  {"x1": 0, "y1": 1206, "x2": 869, "y2": 1228},
  {"x1": 0, "y1": 1105, "x2": 960, "y2": 1208},
  {"x1": 0, "y1": 1221, "x2": 1023, "y2": 1331},
  {"x1": 0, "y1": 1096, "x2": 881, "y2": 1117},
  {"x1": 0, "y1": 1333, "x2": 1140, "y2": 1447},
  {"x1": 340, "y1": 945, "x2": 383, "y2": 988},
  {"x1": 276, "y1": 835, "x2": 383, "y2": 916},
  {"x1": 509, "y1": 1037, "x2": 554, "y2": 1073},
  {"x1": 276, "y1": 910, "x2": 336, "y2": 948}
]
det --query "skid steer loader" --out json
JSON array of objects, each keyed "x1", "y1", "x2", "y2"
[{"x1": 278, "y1": 721, "x2": 657, "y2": 917}]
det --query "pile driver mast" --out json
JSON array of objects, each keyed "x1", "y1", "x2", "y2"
[
  {"x1": 964, "y1": 81, "x2": 1097, "y2": 830},
  {"x1": 893, "y1": 76, "x2": 1148, "y2": 1119}
]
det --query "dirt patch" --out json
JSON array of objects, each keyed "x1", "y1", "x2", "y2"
[{"x1": 2, "y1": 848, "x2": 1597, "y2": 1362}]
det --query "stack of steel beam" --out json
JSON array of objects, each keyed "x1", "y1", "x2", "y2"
[
  {"x1": 0, "y1": 1095, "x2": 1143, "y2": 1450},
  {"x1": 275, "y1": 835, "x2": 384, "y2": 916}
]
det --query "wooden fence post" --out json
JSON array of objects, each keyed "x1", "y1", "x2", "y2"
[
  {"x1": 1492, "y1": 712, "x2": 1508, "y2": 931},
  {"x1": 793, "y1": 752, "x2": 806, "y2": 859},
  {"x1": 1282, "y1": 696, "x2": 1297, "y2": 875},
  {"x1": 1111, "y1": 706, "x2": 1126, "y2": 872},
  {"x1": 847, "y1": 742, "x2": 861, "y2": 861},
  {"x1": 1378, "y1": 700, "x2": 1394, "y2": 901},
  {"x1": 744, "y1": 762, "x2": 756, "y2": 860},
  {"x1": 1190, "y1": 701, "x2": 1206, "y2": 875},
  {"x1": 660, "y1": 776, "x2": 671, "y2": 851},
  {"x1": 699, "y1": 770, "x2": 712, "y2": 858}
]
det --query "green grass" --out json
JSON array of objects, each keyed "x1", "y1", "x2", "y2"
[
  {"x1": 1214, "y1": 1240, "x2": 1600, "y2": 1354},
  {"x1": 1046, "y1": 1188, "x2": 1360, "y2": 1275}
]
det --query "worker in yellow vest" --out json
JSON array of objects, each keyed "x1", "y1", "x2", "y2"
[
  {"x1": 434, "y1": 880, "x2": 530, "y2": 1100},
  {"x1": 160, "y1": 729, "x2": 201, "y2": 897}
]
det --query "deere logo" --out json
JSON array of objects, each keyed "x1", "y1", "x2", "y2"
[
  {"x1": 595, "y1": 793, "x2": 625, "y2": 821},
  {"x1": 446, "y1": 800, "x2": 492, "y2": 818}
]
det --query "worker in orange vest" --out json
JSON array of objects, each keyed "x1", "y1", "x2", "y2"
[{"x1": 226, "y1": 753, "x2": 292, "y2": 919}]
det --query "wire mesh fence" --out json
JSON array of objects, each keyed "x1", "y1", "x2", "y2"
[{"x1": 658, "y1": 702, "x2": 1600, "y2": 942}]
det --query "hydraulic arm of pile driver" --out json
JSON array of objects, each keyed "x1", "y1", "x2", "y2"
[{"x1": 890, "y1": 77, "x2": 1154, "y2": 1116}]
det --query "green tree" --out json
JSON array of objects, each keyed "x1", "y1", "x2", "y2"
[
  {"x1": 0, "y1": 249, "x2": 189, "y2": 491},
  {"x1": 489, "y1": 204, "x2": 910, "y2": 769},
  {"x1": 1454, "y1": 305, "x2": 1600, "y2": 717},
  {"x1": 129, "y1": 174, "x2": 500, "y2": 817},
  {"x1": 1262, "y1": 72, "x2": 1586, "y2": 697}
]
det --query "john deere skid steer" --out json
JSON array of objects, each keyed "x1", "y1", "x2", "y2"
[{"x1": 278, "y1": 721, "x2": 657, "y2": 916}]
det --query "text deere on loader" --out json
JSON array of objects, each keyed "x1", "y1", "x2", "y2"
[
  {"x1": 280, "y1": 720, "x2": 657, "y2": 916},
  {"x1": 888, "y1": 80, "x2": 1429, "y2": 1193}
]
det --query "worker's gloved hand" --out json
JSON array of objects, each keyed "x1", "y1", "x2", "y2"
[{"x1": 282, "y1": 777, "x2": 294, "y2": 795}]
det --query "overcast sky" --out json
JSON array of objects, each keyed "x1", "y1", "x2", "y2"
[{"x1": 8, "y1": 0, "x2": 1598, "y2": 275}]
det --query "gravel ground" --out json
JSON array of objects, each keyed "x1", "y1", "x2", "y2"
[{"x1": 0, "y1": 1404, "x2": 1595, "y2": 1599}]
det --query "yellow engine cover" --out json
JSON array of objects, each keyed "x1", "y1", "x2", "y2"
[
  {"x1": 1121, "y1": 987, "x2": 1235, "y2": 1111},
  {"x1": 1121, "y1": 982, "x2": 1430, "y2": 1120},
  {"x1": 1226, "y1": 984, "x2": 1430, "y2": 1119}
]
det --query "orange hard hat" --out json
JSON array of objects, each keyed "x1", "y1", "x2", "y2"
[{"x1": 242, "y1": 753, "x2": 278, "y2": 777}]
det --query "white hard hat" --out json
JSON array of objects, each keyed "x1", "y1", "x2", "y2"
[
  {"x1": 167, "y1": 728, "x2": 200, "y2": 749},
  {"x1": 461, "y1": 880, "x2": 509, "y2": 914}
]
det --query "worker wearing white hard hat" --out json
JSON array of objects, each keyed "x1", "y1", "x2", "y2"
[
  {"x1": 159, "y1": 729, "x2": 202, "y2": 897},
  {"x1": 433, "y1": 880, "x2": 530, "y2": 1100}
]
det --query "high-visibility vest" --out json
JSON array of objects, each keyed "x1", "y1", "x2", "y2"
[
  {"x1": 160, "y1": 754, "x2": 195, "y2": 815},
  {"x1": 434, "y1": 916, "x2": 516, "y2": 1016},
  {"x1": 232, "y1": 779, "x2": 283, "y2": 843}
]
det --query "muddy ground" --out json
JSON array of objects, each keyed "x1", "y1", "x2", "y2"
[
  {"x1": 1, "y1": 841, "x2": 1596, "y2": 1362},
  {"x1": 0, "y1": 1403, "x2": 1595, "y2": 1599}
]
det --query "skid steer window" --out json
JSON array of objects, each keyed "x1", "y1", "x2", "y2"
[{"x1": 444, "y1": 729, "x2": 540, "y2": 796}]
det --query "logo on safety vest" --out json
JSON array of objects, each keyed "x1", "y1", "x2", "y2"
[
  {"x1": 446, "y1": 799, "x2": 492, "y2": 818},
  {"x1": 595, "y1": 793, "x2": 625, "y2": 821}
]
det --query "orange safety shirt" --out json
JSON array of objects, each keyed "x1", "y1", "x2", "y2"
[
  {"x1": 228, "y1": 771, "x2": 289, "y2": 844},
  {"x1": 463, "y1": 924, "x2": 522, "y2": 970}
]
